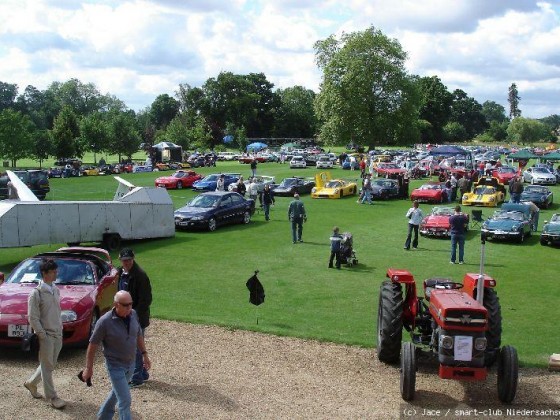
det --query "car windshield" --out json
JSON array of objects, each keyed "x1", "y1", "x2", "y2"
[
  {"x1": 174, "y1": 172, "x2": 187, "y2": 178},
  {"x1": 473, "y1": 186, "x2": 494, "y2": 194},
  {"x1": 493, "y1": 211, "x2": 525, "y2": 221},
  {"x1": 189, "y1": 194, "x2": 220, "y2": 208},
  {"x1": 326, "y1": 181, "x2": 341, "y2": 188},
  {"x1": 432, "y1": 207, "x2": 454, "y2": 216},
  {"x1": 551, "y1": 214, "x2": 560, "y2": 223},
  {"x1": 525, "y1": 186, "x2": 547, "y2": 193},
  {"x1": 533, "y1": 167, "x2": 551, "y2": 174},
  {"x1": 202, "y1": 175, "x2": 218, "y2": 182},
  {"x1": 7, "y1": 258, "x2": 95, "y2": 285},
  {"x1": 374, "y1": 180, "x2": 395, "y2": 188},
  {"x1": 498, "y1": 167, "x2": 515, "y2": 173},
  {"x1": 420, "y1": 184, "x2": 440, "y2": 190},
  {"x1": 280, "y1": 179, "x2": 298, "y2": 187},
  {"x1": 379, "y1": 163, "x2": 398, "y2": 169}
]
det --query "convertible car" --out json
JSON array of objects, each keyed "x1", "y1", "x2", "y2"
[
  {"x1": 273, "y1": 177, "x2": 315, "y2": 196},
  {"x1": 520, "y1": 185, "x2": 554, "y2": 209},
  {"x1": 0, "y1": 247, "x2": 118, "y2": 348},
  {"x1": 375, "y1": 162, "x2": 406, "y2": 179},
  {"x1": 410, "y1": 182, "x2": 447, "y2": 204},
  {"x1": 492, "y1": 166, "x2": 518, "y2": 184},
  {"x1": 540, "y1": 213, "x2": 560, "y2": 246},
  {"x1": 462, "y1": 177, "x2": 506, "y2": 207},
  {"x1": 192, "y1": 173, "x2": 240, "y2": 192},
  {"x1": 174, "y1": 191, "x2": 255, "y2": 231},
  {"x1": 371, "y1": 179, "x2": 400, "y2": 199},
  {"x1": 481, "y1": 203, "x2": 532, "y2": 243},
  {"x1": 311, "y1": 172, "x2": 357, "y2": 199},
  {"x1": 419, "y1": 206, "x2": 469, "y2": 238},
  {"x1": 228, "y1": 175, "x2": 276, "y2": 193},
  {"x1": 155, "y1": 170, "x2": 203, "y2": 189}
]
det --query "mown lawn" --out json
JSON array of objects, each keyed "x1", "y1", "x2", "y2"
[{"x1": 1, "y1": 159, "x2": 558, "y2": 367}]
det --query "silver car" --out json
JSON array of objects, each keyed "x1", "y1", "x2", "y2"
[{"x1": 522, "y1": 167, "x2": 556, "y2": 185}]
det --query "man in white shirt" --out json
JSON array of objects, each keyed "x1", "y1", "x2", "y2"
[{"x1": 404, "y1": 200, "x2": 424, "y2": 250}]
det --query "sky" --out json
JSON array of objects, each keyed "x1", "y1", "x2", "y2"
[{"x1": 1, "y1": 0, "x2": 559, "y2": 118}]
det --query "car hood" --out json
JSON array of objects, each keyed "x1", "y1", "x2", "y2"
[
  {"x1": 521, "y1": 192, "x2": 547, "y2": 200},
  {"x1": 174, "y1": 206, "x2": 211, "y2": 217},
  {"x1": 155, "y1": 176, "x2": 174, "y2": 183},
  {"x1": 0, "y1": 283, "x2": 95, "y2": 314},
  {"x1": 543, "y1": 223, "x2": 560, "y2": 234},
  {"x1": 484, "y1": 219, "x2": 520, "y2": 230},
  {"x1": 422, "y1": 215, "x2": 450, "y2": 228},
  {"x1": 412, "y1": 189, "x2": 440, "y2": 197}
]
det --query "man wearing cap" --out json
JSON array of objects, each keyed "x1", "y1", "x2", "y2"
[
  {"x1": 288, "y1": 193, "x2": 307, "y2": 244},
  {"x1": 117, "y1": 248, "x2": 152, "y2": 388}
]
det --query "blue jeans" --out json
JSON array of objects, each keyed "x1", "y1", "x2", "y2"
[
  {"x1": 404, "y1": 224, "x2": 419, "y2": 249},
  {"x1": 263, "y1": 204, "x2": 271, "y2": 221},
  {"x1": 98, "y1": 360, "x2": 135, "y2": 420},
  {"x1": 361, "y1": 189, "x2": 372, "y2": 204},
  {"x1": 291, "y1": 218, "x2": 303, "y2": 242},
  {"x1": 511, "y1": 193, "x2": 521, "y2": 203},
  {"x1": 131, "y1": 328, "x2": 149, "y2": 385},
  {"x1": 450, "y1": 233, "x2": 465, "y2": 263}
]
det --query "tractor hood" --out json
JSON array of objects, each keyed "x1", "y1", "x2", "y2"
[{"x1": 428, "y1": 290, "x2": 487, "y2": 331}]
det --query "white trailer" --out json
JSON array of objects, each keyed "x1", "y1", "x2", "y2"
[{"x1": 0, "y1": 172, "x2": 175, "y2": 249}]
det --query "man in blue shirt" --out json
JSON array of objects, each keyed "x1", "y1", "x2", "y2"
[
  {"x1": 329, "y1": 226, "x2": 343, "y2": 269},
  {"x1": 449, "y1": 205, "x2": 469, "y2": 264}
]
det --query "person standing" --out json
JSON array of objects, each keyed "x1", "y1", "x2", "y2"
[
  {"x1": 457, "y1": 175, "x2": 470, "y2": 201},
  {"x1": 247, "y1": 178, "x2": 259, "y2": 202},
  {"x1": 404, "y1": 200, "x2": 424, "y2": 250},
  {"x1": 82, "y1": 291, "x2": 151, "y2": 420},
  {"x1": 450, "y1": 173, "x2": 458, "y2": 201},
  {"x1": 510, "y1": 176, "x2": 524, "y2": 203},
  {"x1": 235, "y1": 176, "x2": 246, "y2": 196},
  {"x1": 525, "y1": 200, "x2": 540, "y2": 232},
  {"x1": 117, "y1": 248, "x2": 152, "y2": 388},
  {"x1": 360, "y1": 174, "x2": 373, "y2": 204},
  {"x1": 215, "y1": 174, "x2": 225, "y2": 191},
  {"x1": 449, "y1": 205, "x2": 468, "y2": 264},
  {"x1": 250, "y1": 159, "x2": 258, "y2": 177},
  {"x1": 24, "y1": 258, "x2": 66, "y2": 409},
  {"x1": 261, "y1": 184, "x2": 275, "y2": 221},
  {"x1": 288, "y1": 193, "x2": 307, "y2": 243},
  {"x1": 328, "y1": 226, "x2": 343, "y2": 269}
]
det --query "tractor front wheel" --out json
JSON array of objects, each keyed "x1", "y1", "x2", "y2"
[
  {"x1": 376, "y1": 281, "x2": 403, "y2": 364},
  {"x1": 497, "y1": 345, "x2": 518, "y2": 403},
  {"x1": 400, "y1": 342, "x2": 417, "y2": 401},
  {"x1": 483, "y1": 288, "x2": 502, "y2": 367}
]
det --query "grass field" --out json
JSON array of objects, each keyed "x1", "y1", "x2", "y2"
[{"x1": 1, "y1": 158, "x2": 558, "y2": 367}]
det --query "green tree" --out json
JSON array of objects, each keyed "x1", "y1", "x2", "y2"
[
  {"x1": 50, "y1": 106, "x2": 80, "y2": 159},
  {"x1": 0, "y1": 81, "x2": 18, "y2": 112},
  {"x1": 506, "y1": 117, "x2": 549, "y2": 144},
  {"x1": 508, "y1": 83, "x2": 521, "y2": 119},
  {"x1": 80, "y1": 112, "x2": 109, "y2": 163},
  {"x1": 443, "y1": 122, "x2": 467, "y2": 142},
  {"x1": 273, "y1": 86, "x2": 318, "y2": 138},
  {"x1": 448, "y1": 89, "x2": 487, "y2": 141},
  {"x1": 485, "y1": 120, "x2": 509, "y2": 142},
  {"x1": 162, "y1": 114, "x2": 191, "y2": 149},
  {"x1": 481, "y1": 100, "x2": 508, "y2": 124},
  {"x1": 314, "y1": 26, "x2": 421, "y2": 148},
  {"x1": 0, "y1": 109, "x2": 35, "y2": 167},
  {"x1": 107, "y1": 111, "x2": 140, "y2": 160},
  {"x1": 416, "y1": 76, "x2": 452, "y2": 142},
  {"x1": 188, "y1": 115, "x2": 213, "y2": 150},
  {"x1": 150, "y1": 94, "x2": 179, "y2": 130},
  {"x1": 540, "y1": 114, "x2": 560, "y2": 140},
  {"x1": 31, "y1": 129, "x2": 52, "y2": 168}
]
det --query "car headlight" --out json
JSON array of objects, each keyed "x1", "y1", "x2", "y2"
[
  {"x1": 191, "y1": 216, "x2": 205, "y2": 221},
  {"x1": 440, "y1": 335, "x2": 454, "y2": 350},
  {"x1": 61, "y1": 310, "x2": 77, "y2": 323},
  {"x1": 311, "y1": 187, "x2": 316, "y2": 193},
  {"x1": 489, "y1": 197, "x2": 495, "y2": 202},
  {"x1": 511, "y1": 224, "x2": 519, "y2": 231},
  {"x1": 462, "y1": 194, "x2": 468, "y2": 199},
  {"x1": 334, "y1": 189, "x2": 339, "y2": 194},
  {"x1": 474, "y1": 337, "x2": 487, "y2": 351}
]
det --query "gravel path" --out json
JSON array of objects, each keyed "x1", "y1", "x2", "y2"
[{"x1": 1, "y1": 319, "x2": 559, "y2": 419}]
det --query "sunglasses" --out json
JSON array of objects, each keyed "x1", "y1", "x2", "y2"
[{"x1": 118, "y1": 301, "x2": 133, "y2": 307}]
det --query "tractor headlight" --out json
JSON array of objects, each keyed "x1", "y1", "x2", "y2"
[
  {"x1": 440, "y1": 335, "x2": 454, "y2": 350},
  {"x1": 474, "y1": 337, "x2": 487, "y2": 351},
  {"x1": 61, "y1": 310, "x2": 77, "y2": 323}
]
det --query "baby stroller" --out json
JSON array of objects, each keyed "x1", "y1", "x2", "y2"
[{"x1": 340, "y1": 232, "x2": 358, "y2": 266}]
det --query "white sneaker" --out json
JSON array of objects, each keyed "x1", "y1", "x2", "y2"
[{"x1": 50, "y1": 397, "x2": 66, "y2": 409}]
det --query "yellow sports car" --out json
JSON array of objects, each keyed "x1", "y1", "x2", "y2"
[
  {"x1": 462, "y1": 176, "x2": 506, "y2": 207},
  {"x1": 311, "y1": 172, "x2": 358, "y2": 199},
  {"x1": 81, "y1": 166, "x2": 100, "y2": 176}
]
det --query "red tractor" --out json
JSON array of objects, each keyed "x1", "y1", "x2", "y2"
[{"x1": 376, "y1": 247, "x2": 518, "y2": 402}]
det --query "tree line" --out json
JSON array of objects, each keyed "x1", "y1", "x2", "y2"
[{"x1": 0, "y1": 26, "x2": 558, "y2": 167}]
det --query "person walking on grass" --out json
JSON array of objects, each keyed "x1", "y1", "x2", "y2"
[
  {"x1": 24, "y1": 258, "x2": 66, "y2": 409},
  {"x1": 404, "y1": 200, "x2": 424, "y2": 250},
  {"x1": 329, "y1": 227, "x2": 343, "y2": 269},
  {"x1": 449, "y1": 205, "x2": 468, "y2": 264},
  {"x1": 288, "y1": 193, "x2": 307, "y2": 243},
  {"x1": 261, "y1": 184, "x2": 275, "y2": 221}
]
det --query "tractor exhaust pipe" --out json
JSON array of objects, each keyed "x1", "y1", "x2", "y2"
[{"x1": 476, "y1": 233, "x2": 486, "y2": 304}]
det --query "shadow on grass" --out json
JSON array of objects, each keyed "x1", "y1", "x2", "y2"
[{"x1": 146, "y1": 380, "x2": 238, "y2": 411}]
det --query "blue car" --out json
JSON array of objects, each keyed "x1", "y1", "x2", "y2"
[
  {"x1": 481, "y1": 203, "x2": 532, "y2": 243},
  {"x1": 174, "y1": 191, "x2": 255, "y2": 231},
  {"x1": 540, "y1": 213, "x2": 560, "y2": 246},
  {"x1": 520, "y1": 185, "x2": 553, "y2": 209},
  {"x1": 192, "y1": 173, "x2": 240, "y2": 192}
]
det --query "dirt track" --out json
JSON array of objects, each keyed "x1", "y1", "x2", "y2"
[{"x1": 1, "y1": 319, "x2": 559, "y2": 419}]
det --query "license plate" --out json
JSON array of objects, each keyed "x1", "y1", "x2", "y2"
[{"x1": 8, "y1": 324, "x2": 32, "y2": 338}]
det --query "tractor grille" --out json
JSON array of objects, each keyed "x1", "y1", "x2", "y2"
[{"x1": 443, "y1": 310, "x2": 486, "y2": 327}]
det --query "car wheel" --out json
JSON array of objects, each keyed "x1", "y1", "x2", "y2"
[
  {"x1": 208, "y1": 217, "x2": 217, "y2": 231},
  {"x1": 540, "y1": 238, "x2": 548, "y2": 246},
  {"x1": 242, "y1": 211, "x2": 251, "y2": 224},
  {"x1": 177, "y1": 181, "x2": 183, "y2": 189}
]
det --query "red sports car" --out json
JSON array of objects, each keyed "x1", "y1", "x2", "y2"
[
  {"x1": 492, "y1": 166, "x2": 518, "y2": 184},
  {"x1": 410, "y1": 182, "x2": 448, "y2": 203},
  {"x1": 0, "y1": 247, "x2": 118, "y2": 348},
  {"x1": 155, "y1": 170, "x2": 202, "y2": 189},
  {"x1": 375, "y1": 163, "x2": 407, "y2": 179},
  {"x1": 420, "y1": 206, "x2": 469, "y2": 238},
  {"x1": 238, "y1": 156, "x2": 267, "y2": 164}
]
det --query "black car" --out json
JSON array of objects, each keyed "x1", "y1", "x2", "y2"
[
  {"x1": 371, "y1": 179, "x2": 400, "y2": 199},
  {"x1": 0, "y1": 170, "x2": 50, "y2": 200},
  {"x1": 174, "y1": 191, "x2": 255, "y2": 231},
  {"x1": 273, "y1": 177, "x2": 315, "y2": 197}
]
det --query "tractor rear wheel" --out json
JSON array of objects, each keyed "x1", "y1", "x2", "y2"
[
  {"x1": 497, "y1": 345, "x2": 518, "y2": 403},
  {"x1": 400, "y1": 342, "x2": 417, "y2": 401},
  {"x1": 377, "y1": 281, "x2": 403, "y2": 364},
  {"x1": 483, "y1": 288, "x2": 502, "y2": 367}
]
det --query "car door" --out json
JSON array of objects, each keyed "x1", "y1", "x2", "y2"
[
  {"x1": 230, "y1": 194, "x2": 246, "y2": 222},
  {"x1": 216, "y1": 195, "x2": 234, "y2": 225}
]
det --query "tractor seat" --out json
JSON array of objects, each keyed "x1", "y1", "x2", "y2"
[{"x1": 423, "y1": 278, "x2": 456, "y2": 301}]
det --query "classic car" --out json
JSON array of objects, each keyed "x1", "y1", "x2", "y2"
[
  {"x1": 132, "y1": 165, "x2": 153, "y2": 173},
  {"x1": 228, "y1": 175, "x2": 276, "y2": 193},
  {"x1": 217, "y1": 152, "x2": 240, "y2": 161},
  {"x1": 155, "y1": 170, "x2": 203, "y2": 189},
  {"x1": 0, "y1": 170, "x2": 50, "y2": 200},
  {"x1": 462, "y1": 177, "x2": 506, "y2": 207},
  {"x1": 371, "y1": 179, "x2": 400, "y2": 199},
  {"x1": 174, "y1": 191, "x2": 255, "y2": 231},
  {"x1": 311, "y1": 172, "x2": 358, "y2": 199},
  {"x1": 540, "y1": 213, "x2": 560, "y2": 246},
  {"x1": 81, "y1": 166, "x2": 101, "y2": 176},
  {"x1": 419, "y1": 206, "x2": 469, "y2": 238},
  {"x1": 492, "y1": 166, "x2": 518, "y2": 184},
  {"x1": 375, "y1": 162, "x2": 407, "y2": 179},
  {"x1": 273, "y1": 177, "x2": 315, "y2": 196},
  {"x1": 520, "y1": 185, "x2": 554, "y2": 209},
  {"x1": 289, "y1": 156, "x2": 307, "y2": 169},
  {"x1": 481, "y1": 203, "x2": 532, "y2": 243},
  {"x1": 167, "y1": 161, "x2": 191, "y2": 170},
  {"x1": 192, "y1": 173, "x2": 240, "y2": 192},
  {"x1": 47, "y1": 167, "x2": 63, "y2": 178},
  {"x1": 316, "y1": 155, "x2": 333, "y2": 169},
  {"x1": 522, "y1": 166, "x2": 556, "y2": 185},
  {"x1": 0, "y1": 247, "x2": 118, "y2": 348},
  {"x1": 239, "y1": 156, "x2": 267, "y2": 164},
  {"x1": 410, "y1": 182, "x2": 447, "y2": 204}
]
